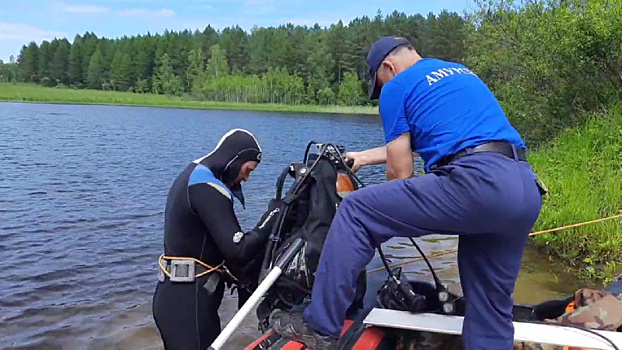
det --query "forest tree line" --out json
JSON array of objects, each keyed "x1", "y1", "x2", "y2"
[
  {"x1": 2, "y1": 0, "x2": 621, "y2": 145},
  {"x1": 2, "y1": 9, "x2": 466, "y2": 106}
]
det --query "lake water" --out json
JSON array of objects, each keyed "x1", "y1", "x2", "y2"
[{"x1": 0, "y1": 102, "x2": 587, "y2": 349}]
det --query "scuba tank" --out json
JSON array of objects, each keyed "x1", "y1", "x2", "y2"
[
  {"x1": 255, "y1": 141, "x2": 366, "y2": 332},
  {"x1": 336, "y1": 169, "x2": 356, "y2": 198}
]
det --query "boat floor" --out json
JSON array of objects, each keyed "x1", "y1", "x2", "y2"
[{"x1": 363, "y1": 309, "x2": 622, "y2": 350}]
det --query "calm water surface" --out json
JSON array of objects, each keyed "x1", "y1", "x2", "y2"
[{"x1": 0, "y1": 102, "x2": 585, "y2": 349}]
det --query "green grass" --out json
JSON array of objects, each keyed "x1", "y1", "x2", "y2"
[
  {"x1": 0, "y1": 83, "x2": 379, "y2": 115},
  {"x1": 529, "y1": 104, "x2": 622, "y2": 281}
]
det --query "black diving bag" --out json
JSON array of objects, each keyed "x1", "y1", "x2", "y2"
[{"x1": 256, "y1": 142, "x2": 367, "y2": 332}]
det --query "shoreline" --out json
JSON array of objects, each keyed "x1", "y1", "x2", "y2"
[{"x1": 0, "y1": 83, "x2": 379, "y2": 116}]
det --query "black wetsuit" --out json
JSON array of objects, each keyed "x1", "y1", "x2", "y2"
[{"x1": 153, "y1": 130, "x2": 273, "y2": 350}]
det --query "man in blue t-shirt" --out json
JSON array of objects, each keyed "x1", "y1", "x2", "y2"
[{"x1": 271, "y1": 36, "x2": 545, "y2": 349}]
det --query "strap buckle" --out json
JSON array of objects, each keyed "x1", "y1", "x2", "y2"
[
  {"x1": 158, "y1": 264, "x2": 165, "y2": 282},
  {"x1": 169, "y1": 260, "x2": 196, "y2": 282},
  {"x1": 157, "y1": 254, "x2": 228, "y2": 283}
]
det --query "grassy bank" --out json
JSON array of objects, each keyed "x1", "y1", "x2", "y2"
[
  {"x1": 529, "y1": 105, "x2": 621, "y2": 282},
  {"x1": 0, "y1": 83, "x2": 378, "y2": 115}
]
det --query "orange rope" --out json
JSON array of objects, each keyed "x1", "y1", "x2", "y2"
[{"x1": 367, "y1": 213, "x2": 622, "y2": 275}]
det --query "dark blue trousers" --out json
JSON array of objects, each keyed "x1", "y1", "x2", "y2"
[{"x1": 303, "y1": 153, "x2": 543, "y2": 349}]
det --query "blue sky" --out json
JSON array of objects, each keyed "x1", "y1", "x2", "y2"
[{"x1": 0, "y1": 0, "x2": 475, "y2": 61}]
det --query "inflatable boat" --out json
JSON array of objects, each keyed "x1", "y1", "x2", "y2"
[
  {"x1": 245, "y1": 277, "x2": 622, "y2": 350},
  {"x1": 211, "y1": 141, "x2": 622, "y2": 350}
]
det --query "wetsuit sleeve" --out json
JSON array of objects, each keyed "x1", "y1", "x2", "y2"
[
  {"x1": 187, "y1": 183, "x2": 270, "y2": 266},
  {"x1": 379, "y1": 81, "x2": 410, "y2": 144}
]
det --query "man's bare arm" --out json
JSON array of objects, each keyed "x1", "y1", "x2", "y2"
[
  {"x1": 344, "y1": 146, "x2": 387, "y2": 172},
  {"x1": 345, "y1": 143, "x2": 419, "y2": 174},
  {"x1": 386, "y1": 132, "x2": 414, "y2": 180}
]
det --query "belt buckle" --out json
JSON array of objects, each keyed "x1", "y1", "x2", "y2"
[{"x1": 169, "y1": 260, "x2": 196, "y2": 282}]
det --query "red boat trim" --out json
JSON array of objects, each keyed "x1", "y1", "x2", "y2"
[
  {"x1": 352, "y1": 327, "x2": 386, "y2": 350},
  {"x1": 244, "y1": 331, "x2": 277, "y2": 350},
  {"x1": 244, "y1": 319, "x2": 359, "y2": 349}
]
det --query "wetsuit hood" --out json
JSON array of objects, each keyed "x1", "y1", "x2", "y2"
[{"x1": 193, "y1": 129, "x2": 262, "y2": 208}]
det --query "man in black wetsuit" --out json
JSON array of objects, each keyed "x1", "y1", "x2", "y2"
[{"x1": 153, "y1": 129, "x2": 279, "y2": 350}]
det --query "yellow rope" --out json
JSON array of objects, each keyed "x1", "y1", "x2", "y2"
[
  {"x1": 528, "y1": 213, "x2": 622, "y2": 237},
  {"x1": 367, "y1": 213, "x2": 622, "y2": 275},
  {"x1": 155, "y1": 214, "x2": 621, "y2": 277},
  {"x1": 158, "y1": 254, "x2": 225, "y2": 278}
]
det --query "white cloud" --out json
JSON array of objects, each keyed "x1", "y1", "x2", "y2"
[
  {"x1": 62, "y1": 4, "x2": 110, "y2": 14},
  {"x1": 119, "y1": 8, "x2": 176, "y2": 17},
  {"x1": 0, "y1": 22, "x2": 67, "y2": 61},
  {"x1": 0, "y1": 22, "x2": 66, "y2": 42}
]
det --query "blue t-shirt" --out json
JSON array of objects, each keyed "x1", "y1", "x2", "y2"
[{"x1": 379, "y1": 58, "x2": 525, "y2": 172}]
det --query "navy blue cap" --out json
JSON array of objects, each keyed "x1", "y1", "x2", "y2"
[{"x1": 366, "y1": 36, "x2": 412, "y2": 100}]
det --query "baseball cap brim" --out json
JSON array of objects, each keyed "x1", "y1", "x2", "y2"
[{"x1": 368, "y1": 70, "x2": 381, "y2": 100}]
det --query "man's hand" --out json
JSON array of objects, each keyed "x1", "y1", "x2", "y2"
[
  {"x1": 344, "y1": 151, "x2": 365, "y2": 173},
  {"x1": 343, "y1": 146, "x2": 388, "y2": 173},
  {"x1": 386, "y1": 132, "x2": 414, "y2": 180}
]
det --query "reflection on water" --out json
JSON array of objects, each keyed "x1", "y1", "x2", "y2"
[{"x1": 0, "y1": 102, "x2": 586, "y2": 349}]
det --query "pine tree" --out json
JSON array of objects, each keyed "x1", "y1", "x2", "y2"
[
  {"x1": 110, "y1": 50, "x2": 132, "y2": 91},
  {"x1": 205, "y1": 44, "x2": 229, "y2": 78},
  {"x1": 69, "y1": 35, "x2": 83, "y2": 86},
  {"x1": 201, "y1": 25, "x2": 220, "y2": 60},
  {"x1": 86, "y1": 49, "x2": 104, "y2": 89},
  {"x1": 81, "y1": 32, "x2": 99, "y2": 83},
  {"x1": 134, "y1": 35, "x2": 156, "y2": 90},
  {"x1": 8, "y1": 9, "x2": 472, "y2": 106},
  {"x1": 303, "y1": 32, "x2": 334, "y2": 102},
  {"x1": 247, "y1": 27, "x2": 274, "y2": 75},
  {"x1": 153, "y1": 52, "x2": 183, "y2": 95},
  {"x1": 51, "y1": 39, "x2": 70, "y2": 85},
  {"x1": 220, "y1": 26, "x2": 249, "y2": 73},
  {"x1": 186, "y1": 48, "x2": 205, "y2": 93},
  {"x1": 327, "y1": 20, "x2": 348, "y2": 83},
  {"x1": 18, "y1": 42, "x2": 39, "y2": 82},
  {"x1": 35, "y1": 41, "x2": 52, "y2": 86}
]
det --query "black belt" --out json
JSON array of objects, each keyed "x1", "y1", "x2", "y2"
[{"x1": 435, "y1": 141, "x2": 527, "y2": 168}]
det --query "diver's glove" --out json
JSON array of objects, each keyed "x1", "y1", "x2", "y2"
[
  {"x1": 234, "y1": 249, "x2": 264, "y2": 309},
  {"x1": 226, "y1": 242, "x2": 266, "y2": 308}
]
